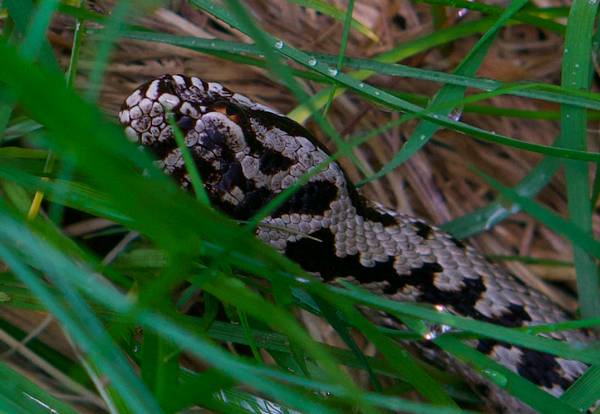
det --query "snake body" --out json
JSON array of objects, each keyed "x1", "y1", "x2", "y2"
[{"x1": 119, "y1": 74, "x2": 593, "y2": 412}]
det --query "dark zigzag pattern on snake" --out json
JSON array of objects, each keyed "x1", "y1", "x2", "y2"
[{"x1": 119, "y1": 74, "x2": 595, "y2": 413}]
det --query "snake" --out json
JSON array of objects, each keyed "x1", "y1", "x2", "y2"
[{"x1": 119, "y1": 74, "x2": 595, "y2": 413}]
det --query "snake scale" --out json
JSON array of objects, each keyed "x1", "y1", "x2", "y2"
[{"x1": 119, "y1": 74, "x2": 594, "y2": 413}]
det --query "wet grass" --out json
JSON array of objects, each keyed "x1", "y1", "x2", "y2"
[{"x1": 0, "y1": 1, "x2": 599, "y2": 413}]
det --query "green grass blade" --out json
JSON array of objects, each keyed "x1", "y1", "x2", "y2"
[
  {"x1": 84, "y1": 0, "x2": 130, "y2": 102},
  {"x1": 20, "y1": 0, "x2": 60, "y2": 61},
  {"x1": 141, "y1": 331, "x2": 180, "y2": 411},
  {"x1": 321, "y1": 0, "x2": 354, "y2": 117},
  {"x1": 442, "y1": 137, "x2": 563, "y2": 238},
  {"x1": 559, "y1": 0, "x2": 600, "y2": 319},
  {"x1": 476, "y1": 169, "x2": 600, "y2": 259},
  {"x1": 3, "y1": 0, "x2": 60, "y2": 70},
  {"x1": 560, "y1": 365, "x2": 600, "y2": 411},
  {"x1": 0, "y1": 361, "x2": 80, "y2": 414},
  {"x1": 168, "y1": 115, "x2": 210, "y2": 204}
]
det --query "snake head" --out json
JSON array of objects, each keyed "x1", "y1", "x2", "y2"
[{"x1": 119, "y1": 74, "x2": 348, "y2": 220}]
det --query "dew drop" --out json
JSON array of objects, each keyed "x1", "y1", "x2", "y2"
[
  {"x1": 423, "y1": 331, "x2": 436, "y2": 341},
  {"x1": 482, "y1": 369, "x2": 508, "y2": 387},
  {"x1": 422, "y1": 309, "x2": 453, "y2": 340},
  {"x1": 274, "y1": 40, "x2": 284, "y2": 49},
  {"x1": 327, "y1": 67, "x2": 339, "y2": 76},
  {"x1": 358, "y1": 82, "x2": 365, "y2": 88},
  {"x1": 449, "y1": 107, "x2": 464, "y2": 122},
  {"x1": 457, "y1": 8, "x2": 468, "y2": 18},
  {"x1": 307, "y1": 57, "x2": 317, "y2": 66},
  {"x1": 374, "y1": 91, "x2": 381, "y2": 96},
  {"x1": 296, "y1": 277, "x2": 310, "y2": 284}
]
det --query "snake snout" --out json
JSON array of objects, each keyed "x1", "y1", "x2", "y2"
[{"x1": 119, "y1": 76, "x2": 181, "y2": 144}]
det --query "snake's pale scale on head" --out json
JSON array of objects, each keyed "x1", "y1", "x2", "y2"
[{"x1": 120, "y1": 74, "x2": 595, "y2": 413}]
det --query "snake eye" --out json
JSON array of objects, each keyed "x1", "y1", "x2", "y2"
[{"x1": 213, "y1": 101, "x2": 244, "y2": 124}]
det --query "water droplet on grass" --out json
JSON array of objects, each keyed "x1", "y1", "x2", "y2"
[
  {"x1": 449, "y1": 107, "x2": 464, "y2": 122},
  {"x1": 423, "y1": 331, "x2": 436, "y2": 340},
  {"x1": 482, "y1": 369, "x2": 508, "y2": 387}
]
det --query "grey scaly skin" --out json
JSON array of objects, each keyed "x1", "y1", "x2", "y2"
[{"x1": 119, "y1": 74, "x2": 594, "y2": 412}]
